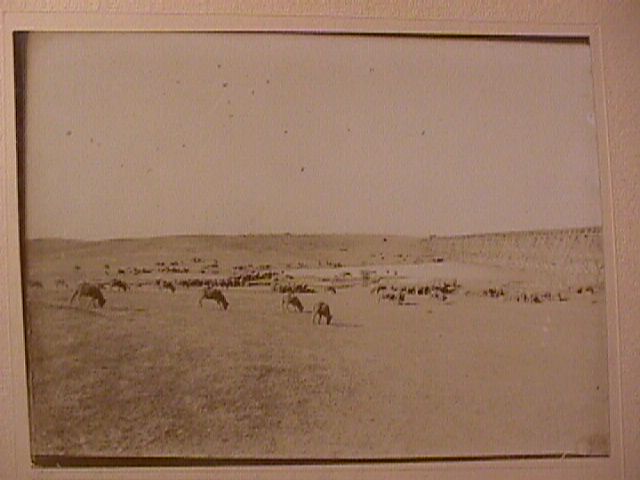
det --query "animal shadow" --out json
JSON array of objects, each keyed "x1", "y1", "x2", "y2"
[
  {"x1": 329, "y1": 322, "x2": 363, "y2": 328},
  {"x1": 110, "y1": 306, "x2": 131, "y2": 312},
  {"x1": 63, "y1": 304, "x2": 108, "y2": 317}
]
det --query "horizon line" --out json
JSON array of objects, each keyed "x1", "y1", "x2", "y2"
[{"x1": 26, "y1": 225, "x2": 603, "y2": 243}]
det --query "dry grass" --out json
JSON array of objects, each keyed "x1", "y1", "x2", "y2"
[{"x1": 26, "y1": 282, "x2": 609, "y2": 459}]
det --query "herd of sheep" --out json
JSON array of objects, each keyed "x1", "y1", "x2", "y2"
[
  {"x1": 26, "y1": 257, "x2": 342, "y2": 325},
  {"x1": 26, "y1": 254, "x2": 601, "y2": 326}
]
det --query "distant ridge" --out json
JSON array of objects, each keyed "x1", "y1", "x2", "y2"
[
  {"x1": 25, "y1": 227, "x2": 604, "y2": 288},
  {"x1": 428, "y1": 225, "x2": 602, "y2": 240},
  {"x1": 423, "y1": 226, "x2": 604, "y2": 282},
  {"x1": 28, "y1": 226, "x2": 602, "y2": 244}
]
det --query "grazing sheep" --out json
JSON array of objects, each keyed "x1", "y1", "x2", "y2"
[
  {"x1": 157, "y1": 279, "x2": 176, "y2": 293},
  {"x1": 378, "y1": 291, "x2": 405, "y2": 305},
  {"x1": 312, "y1": 301, "x2": 332, "y2": 325},
  {"x1": 431, "y1": 290, "x2": 448, "y2": 302},
  {"x1": 483, "y1": 287, "x2": 505, "y2": 298},
  {"x1": 111, "y1": 278, "x2": 128, "y2": 292},
  {"x1": 54, "y1": 278, "x2": 68, "y2": 289},
  {"x1": 377, "y1": 291, "x2": 392, "y2": 303},
  {"x1": 199, "y1": 287, "x2": 229, "y2": 310},
  {"x1": 70, "y1": 282, "x2": 106, "y2": 308},
  {"x1": 28, "y1": 280, "x2": 44, "y2": 289},
  {"x1": 293, "y1": 283, "x2": 315, "y2": 294},
  {"x1": 281, "y1": 292, "x2": 304, "y2": 312},
  {"x1": 576, "y1": 286, "x2": 595, "y2": 295},
  {"x1": 371, "y1": 285, "x2": 387, "y2": 295}
]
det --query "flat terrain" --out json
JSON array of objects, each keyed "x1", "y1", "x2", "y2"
[{"x1": 23, "y1": 234, "x2": 610, "y2": 459}]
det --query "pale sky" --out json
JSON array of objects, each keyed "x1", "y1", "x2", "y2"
[{"x1": 23, "y1": 33, "x2": 602, "y2": 240}]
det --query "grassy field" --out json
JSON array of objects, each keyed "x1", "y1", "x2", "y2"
[{"x1": 24, "y1": 235, "x2": 610, "y2": 459}]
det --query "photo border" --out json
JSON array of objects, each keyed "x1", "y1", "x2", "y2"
[{"x1": 1, "y1": 4, "x2": 635, "y2": 480}]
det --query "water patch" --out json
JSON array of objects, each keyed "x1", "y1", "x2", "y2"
[{"x1": 284, "y1": 262, "x2": 527, "y2": 284}]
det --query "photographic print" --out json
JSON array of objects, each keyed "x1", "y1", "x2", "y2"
[{"x1": 18, "y1": 32, "x2": 609, "y2": 463}]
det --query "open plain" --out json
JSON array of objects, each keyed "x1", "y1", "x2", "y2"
[{"x1": 23, "y1": 230, "x2": 609, "y2": 460}]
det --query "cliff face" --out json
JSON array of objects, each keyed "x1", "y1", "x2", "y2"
[{"x1": 422, "y1": 227, "x2": 604, "y2": 285}]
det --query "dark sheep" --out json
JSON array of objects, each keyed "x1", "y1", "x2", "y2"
[
  {"x1": 199, "y1": 287, "x2": 229, "y2": 310},
  {"x1": 312, "y1": 301, "x2": 332, "y2": 325},
  {"x1": 70, "y1": 282, "x2": 106, "y2": 308}
]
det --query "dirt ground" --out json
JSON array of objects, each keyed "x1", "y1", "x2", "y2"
[{"x1": 23, "y1": 235, "x2": 610, "y2": 459}]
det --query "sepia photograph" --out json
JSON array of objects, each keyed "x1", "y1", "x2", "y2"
[{"x1": 17, "y1": 31, "x2": 610, "y2": 464}]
